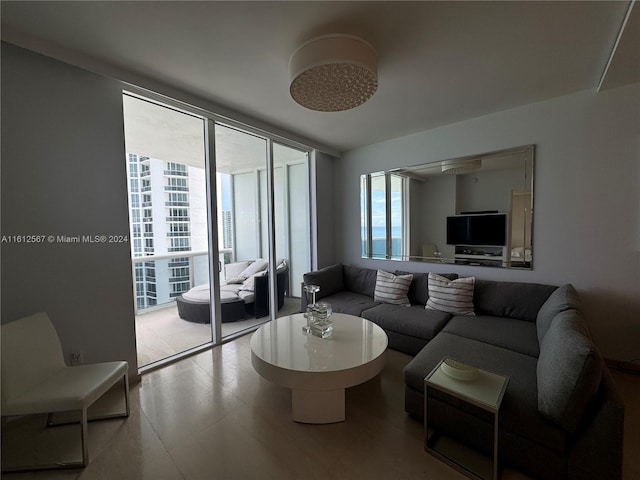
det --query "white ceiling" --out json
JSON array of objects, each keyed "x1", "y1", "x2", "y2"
[
  {"x1": 123, "y1": 92, "x2": 307, "y2": 174},
  {"x1": 2, "y1": 1, "x2": 638, "y2": 154}
]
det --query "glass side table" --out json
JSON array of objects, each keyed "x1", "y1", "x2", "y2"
[{"x1": 424, "y1": 358, "x2": 509, "y2": 480}]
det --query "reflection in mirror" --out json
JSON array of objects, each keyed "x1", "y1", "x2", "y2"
[{"x1": 360, "y1": 145, "x2": 534, "y2": 269}]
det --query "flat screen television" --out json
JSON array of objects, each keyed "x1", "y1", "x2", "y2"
[{"x1": 446, "y1": 213, "x2": 507, "y2": 246}]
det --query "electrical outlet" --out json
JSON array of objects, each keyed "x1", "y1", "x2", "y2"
[{"x1": 71, "y1": 351, "x2": 82, "y2": 365}]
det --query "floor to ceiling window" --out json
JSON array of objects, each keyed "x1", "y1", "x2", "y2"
[
  {"x1": 123, "y1": 92, "x2": 311, "y2": 370},
  {"x1": 360, "y1": 171, "x2": 407, "y2": 259},
  {"x1": 273, "y1": 143, "x2": 310, "y2": 299},
  {"x1": 216, "y1": 124, "x2": 310, "y2": 339},
  {"x1": 123, "y1": 94, "x2": 213, "y2": 368}
]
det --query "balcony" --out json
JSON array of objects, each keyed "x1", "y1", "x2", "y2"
[
  {"x1": 133, "y1": 250, "x2": 300, "y2": 368},
  {"x1": 135, "y1": 298, "x2": 299, "y2": 367}
]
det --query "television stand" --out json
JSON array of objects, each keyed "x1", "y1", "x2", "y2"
[{"x1": 453, "y1": 245, "x2": 507, "y2": 267}]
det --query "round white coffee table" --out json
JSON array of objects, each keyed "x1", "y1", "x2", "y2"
[{"x1": 250, "y1": 313, "x2": 388, "y2": 424}]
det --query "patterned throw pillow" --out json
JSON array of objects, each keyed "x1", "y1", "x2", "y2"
[
  {"x1": 374, "y1": 269, "x2": 413, "y2": 306},
  {"x1": 426, "y1": 273, "x2": 475, "y2": 315}
]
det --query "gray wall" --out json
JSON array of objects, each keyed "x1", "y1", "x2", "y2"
[
  {"x1": 334, "y1": 83, "x2": 640, "y2": 362},
  {"x1": 312, "y1": 151, "x2": 336, "y2": 268},
  {"x1": 456, "y1": 166, "x2": 522, "y2": 214},
  {"x1": 1, "y1": 43, "x2": 138, "y2": 375},
  {"x1": 417, "y1": 174, "x2": 456, "y2": 258}
]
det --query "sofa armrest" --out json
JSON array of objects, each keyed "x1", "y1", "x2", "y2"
[
  {"x1": 254, "y1": 266, "x2": 289, "y2": 318},
  {"x1": 302, "y1": 264, "x2": 344, "y2": 302},
  {"x1": 567, "y1": 367, "x2": 625, "y2": 480}
]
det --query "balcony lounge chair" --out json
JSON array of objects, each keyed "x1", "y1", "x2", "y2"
[
  {"x1": 176, "y1": 259, "x2": 289, "y2": 323},
  {"x1": 1, "y1": 312, "x2": 129, "y2": 472}
]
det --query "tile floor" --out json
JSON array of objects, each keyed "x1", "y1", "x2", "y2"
[{"x1": 2, "y1": 334, "x2": 639, "y2": 480}]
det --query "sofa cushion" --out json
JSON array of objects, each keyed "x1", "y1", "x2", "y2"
[
  {"x1": 442, "y1": 315, "x2": 539, "y2": 357},
  {"x1": 240, "y1": 270, "x2": 268, "y2": 292},
  {"x1": 183, "y1": 284, "x2": 211, "y2": 302},
  {"x1": 318, "y1": 291, "x2": 380, "y2": 316},
  {"x1": 220, "y1": 284, "x2": 242, "y2": 294},
  {"x1": 426, "y1": 273, "x2": 475, "y2": 315},
  {"x1": 239, "y1": 258, "x2": 268, "y2": 279},
  {"x1": 303, "y1": 264, "x2": 344, "y2": 299},
  {"x1": 225, "y1": 261, "x2": 252, "y2": 283},
  {"x1": 537, "y1": 309, "x2": 603, "y2": 433},
  {"x1": 473, "y1": 280, "x2": 556, "y2": 322},
  {"x1": 396, "y1": 271, "x2": 458, "y2": 306},
  {"x1": 374, "y1": 270, "x2": 412, "y2": 306},
  {"x1": 362, "y1": 304, "x2": 451, "y2": 341},
  {"x1": 404, "y1": 332, "x2": 568, "y2": 452},
  {"x1": 237, "y1": 290, "x2": 255, "y2": 303},
  {"x1": 536, "y1": 284, "x2": 580, "y2": 343},
  {"x1": 343, "y1": 265, "x2": 377, "y2": 297}
]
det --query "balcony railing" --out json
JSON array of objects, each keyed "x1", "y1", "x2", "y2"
[
  {"x1": 164, "y1": 169, "x2": 188, "y2": 176},
  {"x1": 132, "y1": 249, "x2": 232, "y2": 315},
  {"x1": 169, "y1": 276, "x2": 190, "y2": 282}
]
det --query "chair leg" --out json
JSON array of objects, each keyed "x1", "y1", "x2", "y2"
[
  {"x1": 1, "y1": 412, "x2": 87, "y2": 473},
  {"x1": 124, "y1": 371, "x2": 131, "y2": 417},
  {"x1": 81, "y1": 407, "x2": 89, "y2": 467},
  {"x1": 2, "y1": 373, "x2": 130, "y2": 472},
  {"x1": 47, "y1": 373, "x2": 130, "y2": 426}
]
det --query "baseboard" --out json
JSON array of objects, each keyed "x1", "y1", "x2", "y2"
[{"x1": 605, "y1": 358, "x2": 640, "y2": 375}]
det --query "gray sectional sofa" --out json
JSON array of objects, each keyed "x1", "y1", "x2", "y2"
[{"x1": 302, "y1": 264, "x2": 624, "y2": 480}]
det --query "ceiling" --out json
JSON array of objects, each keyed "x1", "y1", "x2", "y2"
[
  {"x1": 2, "y1": 1, "x2": 638, "y2": 154},
  {"x1": 123, "y1": 92, "x2": 307, "y2": 174}
]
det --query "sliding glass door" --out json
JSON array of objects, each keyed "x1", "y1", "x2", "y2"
[
  {"x1": 214, "y1": 123, "x2": 272, "y2": 338},
  {"x1": 123, "y1": 93, "x2": 214, "y2": 368},
  {"x1": 216, "y1": 126, "x2": 311, "y2": 339},
  {"x1": 124, "y1": 92, "x2": 311, "y2": 369},
  {"x1": 272, "y1": 143, "x2": 310, "y2": 300}
]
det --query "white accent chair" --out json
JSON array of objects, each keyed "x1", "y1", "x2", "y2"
[{"x1": 1, "y1": 312, "x2": 130, "y2": 472}]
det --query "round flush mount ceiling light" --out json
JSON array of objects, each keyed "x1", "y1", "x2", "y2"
[
  {"x1": 289, "y1": 34, "x2": 378, "y2": 112},
  {"x1": 441, "y1": 158, "x2": 482, "y2": 175}
]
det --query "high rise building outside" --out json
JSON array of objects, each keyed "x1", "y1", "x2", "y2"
[{"x1": 126, "y1": 153, "x2": 209, "y2": 310}]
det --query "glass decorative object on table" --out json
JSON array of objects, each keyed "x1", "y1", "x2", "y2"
[
  {"x1": 309, "y1": 302, "x2": 334, "y2": 339},
  {"x1": 302, "y1": 285, "x2": 333, "y2": 338},
  {"x1": 303, "y1": 285, "x2": 320, "y2": 335}
]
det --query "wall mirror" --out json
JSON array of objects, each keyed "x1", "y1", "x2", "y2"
[{"x1": 360, "y1": 144, "x2": 534, "y2": 269}]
